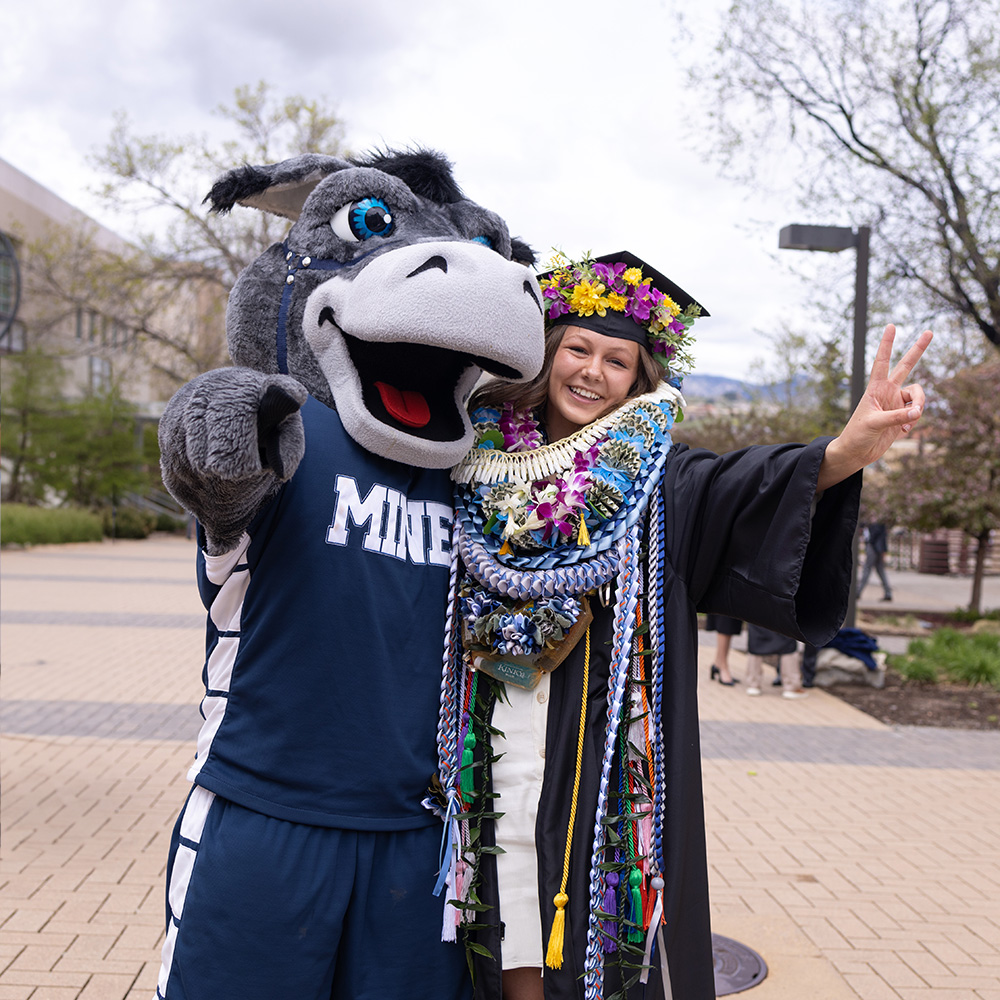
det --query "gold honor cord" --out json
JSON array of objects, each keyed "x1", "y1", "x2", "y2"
[{"x1": 545, "y1": 624, "x2": 591, "y2": 970}]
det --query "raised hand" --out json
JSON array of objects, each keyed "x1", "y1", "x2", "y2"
[
  {"x1": 158, "y1": 369, "x2": 308, "y2": 552},
  {"x1": 817, "y1": 324, "x2": 933, "y2": 492}
]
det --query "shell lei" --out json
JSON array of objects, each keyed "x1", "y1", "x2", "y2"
[{"x1": 431, "y1": 383, "x2": 682, "y2": 995}]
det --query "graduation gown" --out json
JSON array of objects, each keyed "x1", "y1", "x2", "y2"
[{"x1": 466, "y1": 438, "x2": 861, "y2": 1000}]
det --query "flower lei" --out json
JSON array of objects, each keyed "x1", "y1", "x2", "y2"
[
  {"x1": 539, "y1": 253, "x2": 700, "y2": 375},
  {"x1": 466, "y1": 399, "x2": 671, "y2": 556},
  {"x1": 460, "y1": 584, "x2": 581, "y2": 658}
]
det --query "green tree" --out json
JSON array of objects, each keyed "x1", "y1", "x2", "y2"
[
  {"x1": 53, "y1": 386, "x2": 149, "y2": 510},
  {"x1": 1, "y1": 349, "x2": 71, "y2": 504},
  {"x1": 695, "y1": 0, "x2": 1000, "y2": 355},
  {"x1": 880, "y1": 359, "x2": 1000, "y2": 614}
]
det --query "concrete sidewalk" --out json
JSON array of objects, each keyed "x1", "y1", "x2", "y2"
[{"x1": 1, "y1": 535, "x2": 998, "y2": 999}]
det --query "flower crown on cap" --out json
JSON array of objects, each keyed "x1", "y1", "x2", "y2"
[{"x1": 538, "y1": 252, "x2": 701, "y2": 375}]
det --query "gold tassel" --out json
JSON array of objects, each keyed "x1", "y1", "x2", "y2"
[
  {"x1": 545, "y1": 892, "x2": 569, "y2": 969},
  {"x1": 577, "y1": 515, "x2": 590, "y2": 547}
]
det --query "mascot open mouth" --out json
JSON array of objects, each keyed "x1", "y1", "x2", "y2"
[{"x1": 342, "y1": 334, "x2": 521, "y2": 442}]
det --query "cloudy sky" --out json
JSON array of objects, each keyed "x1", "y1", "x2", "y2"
[{"x1": 2, "y1": 0, "x2": 849, "y2": 380}]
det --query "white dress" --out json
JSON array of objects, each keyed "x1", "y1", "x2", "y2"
[{"x1": 490, "y1": 672, "x2": 552, "y2": 969}]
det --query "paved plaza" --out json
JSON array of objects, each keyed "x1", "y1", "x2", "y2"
[{"x1": 1, "y1": 534, "x2": 998, "y2": 998}]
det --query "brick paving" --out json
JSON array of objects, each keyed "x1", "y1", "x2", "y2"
[{"x1": 1, "y1": 535, "x2": 998, "y2": 999}]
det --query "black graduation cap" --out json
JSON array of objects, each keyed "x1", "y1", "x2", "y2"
[{"x1": 539, "y1": 250, "x2": 709, "y2": 346}]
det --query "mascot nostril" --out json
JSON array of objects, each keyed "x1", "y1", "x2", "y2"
[
  {"x1": 407, "y1": 255, "x2": 448, "y2": 278},
  {"x1": 523, "y1": 278, "x2": 543, "y2": 314}
]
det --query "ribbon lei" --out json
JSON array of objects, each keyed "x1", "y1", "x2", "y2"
[
  {"x1": 434, "y1": 793, "x2": 462, "y2": 942},
  {"x1": 639, "y1": 876, "x2": 665, "y2": 986}
]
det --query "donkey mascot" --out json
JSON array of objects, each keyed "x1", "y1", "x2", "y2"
[{"x1": 154, "y1": 149, "x2": 544, "y2": 1000}]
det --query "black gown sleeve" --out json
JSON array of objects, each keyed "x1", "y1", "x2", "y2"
[{"x1": 661, "y1": 437, "x2": 862, "y2": 645}]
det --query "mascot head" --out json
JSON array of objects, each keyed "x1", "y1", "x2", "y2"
[{"x1": 207, "y1": 149, "x2": 544, "y2": 468}]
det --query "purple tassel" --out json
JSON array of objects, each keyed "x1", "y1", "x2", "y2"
[{"x1": 601, "y1": 871, "x2": 619, "y2": 953}]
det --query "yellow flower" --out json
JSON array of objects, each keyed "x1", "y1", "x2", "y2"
[
  {"x1": 606, "y1": 291, "x2": 628, "y2": 312},
  {"x1": 661, "y1": 294, "x2": 681, "y2": 317},
  {"x1": 569, "y1": 279, "x2": 608, "y2": 317},
  {"x1": 622, "y1": 267, "x2": 644, "y2": 286}
]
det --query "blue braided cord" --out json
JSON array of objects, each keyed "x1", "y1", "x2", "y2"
[
  {"x1": 583, "y1": 524, "x2": 642, "y2": 999},
  {"x1": 651, "y1": 490, "x2": 668, "y2": 877},
  {"x1": 456, "y1": 523, "x2": 621, "y2": 601},
  {"x1": 645, "y1": 493, "x2": 663, "y2": 880},
  {"x1": 436, "y1": 541, "x2": 463, "y2": 794}
]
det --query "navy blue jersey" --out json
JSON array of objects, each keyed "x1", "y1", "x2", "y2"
[{"x1": 189, "y1": 396, "x2": 453, "y2": 830}]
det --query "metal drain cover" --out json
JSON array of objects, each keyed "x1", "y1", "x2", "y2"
[{"x1": 712, "y1": 933, "x2": 768, "y2": 995}]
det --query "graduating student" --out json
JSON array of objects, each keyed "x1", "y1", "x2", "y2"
[{"x1": 431, "y1": 252, "x2": 931, "y2": 999}]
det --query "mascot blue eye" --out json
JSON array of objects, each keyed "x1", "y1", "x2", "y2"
[
  {"x1": 472, "y1": 235, "x2": 494, "y2": 250},
  {"x1": 331, "y1": 198, "x2": 394, "y2": 242}
]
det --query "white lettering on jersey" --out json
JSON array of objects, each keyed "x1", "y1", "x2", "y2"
[
  {"x1": 406, "y1": 501, "x2": 427, "y2": 565},
  {"x1": 425, "y1": 501, "x2": 453, "y2": 567},
  {"x1": 327, "y1": 477, "x2": 387, "y2": 552},
  {"x1": 327, "y1": 476, "x2": 452, "y2": 565}
]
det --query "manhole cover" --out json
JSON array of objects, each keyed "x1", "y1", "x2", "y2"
[{"x1": 712, "y1": 933, "x2": 768, "y2": 995}]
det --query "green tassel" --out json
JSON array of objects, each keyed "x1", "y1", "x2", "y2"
[
  {"x1": 460, "y1": 730, "x2": 476, "y2": 796},
  {"x1": 628, "y1": 867, "x2": 644, "y2": 943}
]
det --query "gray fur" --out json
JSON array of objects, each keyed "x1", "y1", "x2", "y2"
[{"x1": 158, "y1": 370, "x2": 307, "y2": 554}]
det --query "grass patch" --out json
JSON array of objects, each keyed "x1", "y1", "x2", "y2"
[
  {"x1": 1, "y1": 504, "x2": 103, "y2": 546},
  {"x1": 890, "y1": 628, "x2": 1000, "y2": 688}
]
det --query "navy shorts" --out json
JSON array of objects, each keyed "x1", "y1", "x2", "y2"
[{"x1": 156, "y1": 786, "x2": 471, "y2": 1000}]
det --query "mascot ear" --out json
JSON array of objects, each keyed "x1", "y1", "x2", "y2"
[
  {"x1": 205, "y1": 154, "x2": 350, "y2": 221},
  {"x1": 510, "y1": 237, "x2": 537, "y2": 267}
]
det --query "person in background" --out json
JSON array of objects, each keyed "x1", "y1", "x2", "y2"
[
  {"x1": 704, "y1": 614, "x2": 742, "y2": 686},
  {"x1": 745, "y1": 623, "x2": 808, "y2": 698},
  {"x1": 857, "y1": 521, "x2": 893, "y2": 601}
]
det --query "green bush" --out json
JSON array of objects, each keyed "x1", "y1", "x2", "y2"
[
  {"x1": 102, "y1": 506, "x2": 155, "y2": 539},
  {"x1": 154, "y1": 511, "x2": 187, "y2": 533},
  {"x1": 890, "y1": 628, "x2": 1000, "y2": 688},
  {"x1": 1, "y1": 504, "x2": 103, "y2": 545}
]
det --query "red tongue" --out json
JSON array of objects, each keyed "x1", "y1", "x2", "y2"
[{"x1": 375, "y1": 382, "x2": 431, "y2": 428}]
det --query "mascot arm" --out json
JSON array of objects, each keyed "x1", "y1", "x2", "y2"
[{"x1": 159, "y1": 368, "x2": 308, "y2": 554}]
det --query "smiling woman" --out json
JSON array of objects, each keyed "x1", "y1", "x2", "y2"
[{"x1": 545, "y1": 328, "x2": 640, "y2": 440}]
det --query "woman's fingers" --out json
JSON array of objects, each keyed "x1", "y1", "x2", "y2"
[{"x1": 889, "y1": 330, "x2": 933, "y2": 384}]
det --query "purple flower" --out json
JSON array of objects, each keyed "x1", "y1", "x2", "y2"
[
  {"x1": 626, "y1": 283, "x2": 654, "y2": 321},
  {"x1": 593, "y1": 261, "x2": 626, "y2": 294},
  {"x1": 547, "y1": 299, "x2": 570, "y2": 320}
]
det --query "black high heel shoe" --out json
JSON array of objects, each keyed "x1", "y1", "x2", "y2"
[{"x1": 710, "y1": 665, "x2": 737, "y2": 687}]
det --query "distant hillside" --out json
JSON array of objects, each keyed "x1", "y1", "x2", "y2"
[
  {"x1": 680, "y1": 373, "x2": 814, "y2": 403},
  {"x1": 679, "y1": 373, "x2": 756, "y2": 401}
]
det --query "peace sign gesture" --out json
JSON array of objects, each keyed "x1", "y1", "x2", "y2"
[{"x1": 817, "y1": 324, "x2": 933, "y2": 492}]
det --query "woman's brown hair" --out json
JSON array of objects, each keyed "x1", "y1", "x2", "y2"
[{"x1": 468, "y1": 324, "x2": 665, "y2": 419}]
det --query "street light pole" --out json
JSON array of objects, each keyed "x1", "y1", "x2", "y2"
[
  {"x1": 778, "y1": 223, "x2": 871, "y2": 628},
  {"x1": 850, "y1": 226, "x2": 870, "y2": 412}
]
